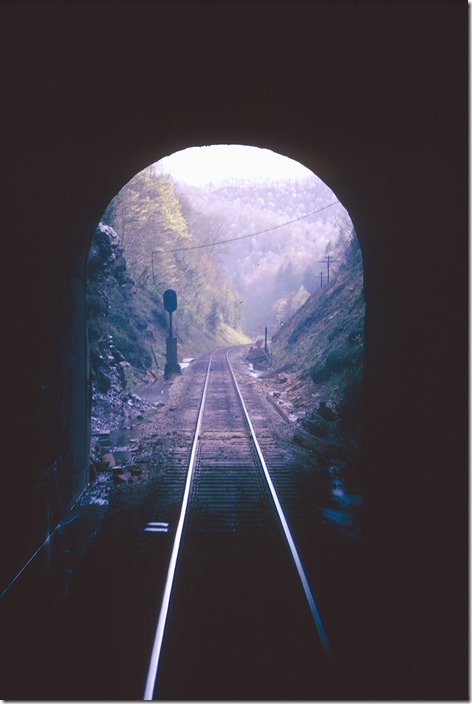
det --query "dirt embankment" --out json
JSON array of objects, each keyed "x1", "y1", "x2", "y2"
[{"x1": 249, "y1": 252, "x2": 365, "y2": 471}]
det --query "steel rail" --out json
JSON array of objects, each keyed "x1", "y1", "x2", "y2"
[
  {"x1": 225, "y1": 348, "x2": 333, "y2": 659},
  {"x1": 143, "y1": 351, "x2": 215, "y2": 701},
  {"x1": 144, "y1": 346, "x2": 331, "y2": 700}
]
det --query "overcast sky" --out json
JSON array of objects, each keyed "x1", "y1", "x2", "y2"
[{"x1": 154, "y1": 144, "x2": 314, "y2": 187}]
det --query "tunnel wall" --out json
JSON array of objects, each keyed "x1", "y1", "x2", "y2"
[{"x1": 1, "y1": 2, "x2": 467, "y2": 697}]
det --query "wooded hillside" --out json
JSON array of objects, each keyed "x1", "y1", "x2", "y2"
[
  {"x1": 103, "y1": 168, "x2": 247, "y2": 349},
  {"x1": 174, "y1": 176, "x2": 354, "y2": 335}
]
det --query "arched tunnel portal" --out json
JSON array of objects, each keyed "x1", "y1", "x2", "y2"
[{"x1": 1, "y1": 2, "x2": 467, "y2": 698}]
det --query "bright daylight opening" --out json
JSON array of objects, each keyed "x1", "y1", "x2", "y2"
[{"x1": 86, "y1": 144, "x2": 364, "y2": 533}]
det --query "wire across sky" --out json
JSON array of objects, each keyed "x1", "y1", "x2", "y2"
[{"x1": 153, "y1": 200, "x2": 340, "y2": 255}]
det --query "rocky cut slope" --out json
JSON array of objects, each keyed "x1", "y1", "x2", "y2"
[
  {"x1": 86, "y1": 223, "x2": 162, "y2": 435},
  {"x1": 262, "y1": 237, "x2": 365, "y2": 457}
]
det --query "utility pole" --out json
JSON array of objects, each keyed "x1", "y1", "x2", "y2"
[
  {"x1": 319, "y1": 254, "x2": 338, "y2": 286},
  {"x1": 318, "y1": 271, "x2": 323, "y2": 289}
]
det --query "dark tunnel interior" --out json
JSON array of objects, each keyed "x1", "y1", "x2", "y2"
[{"x1": 1, "y1": 2, "x2": 468, "y2": 698}]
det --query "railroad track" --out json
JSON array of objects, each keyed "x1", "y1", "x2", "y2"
[{"x1": 144, "y1": 347, "x2": 332, "y2": 701}]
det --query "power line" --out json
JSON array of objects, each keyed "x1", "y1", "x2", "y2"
[
  {"x1": 315, "y1": 228, "x2": 356, "y2": 287},
  {"x1": 152, "y1": 200, "x2": 340, "y2": 254},
  {"x1": 319, "y1": 254, "x2": 339, "y2": 287}
]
